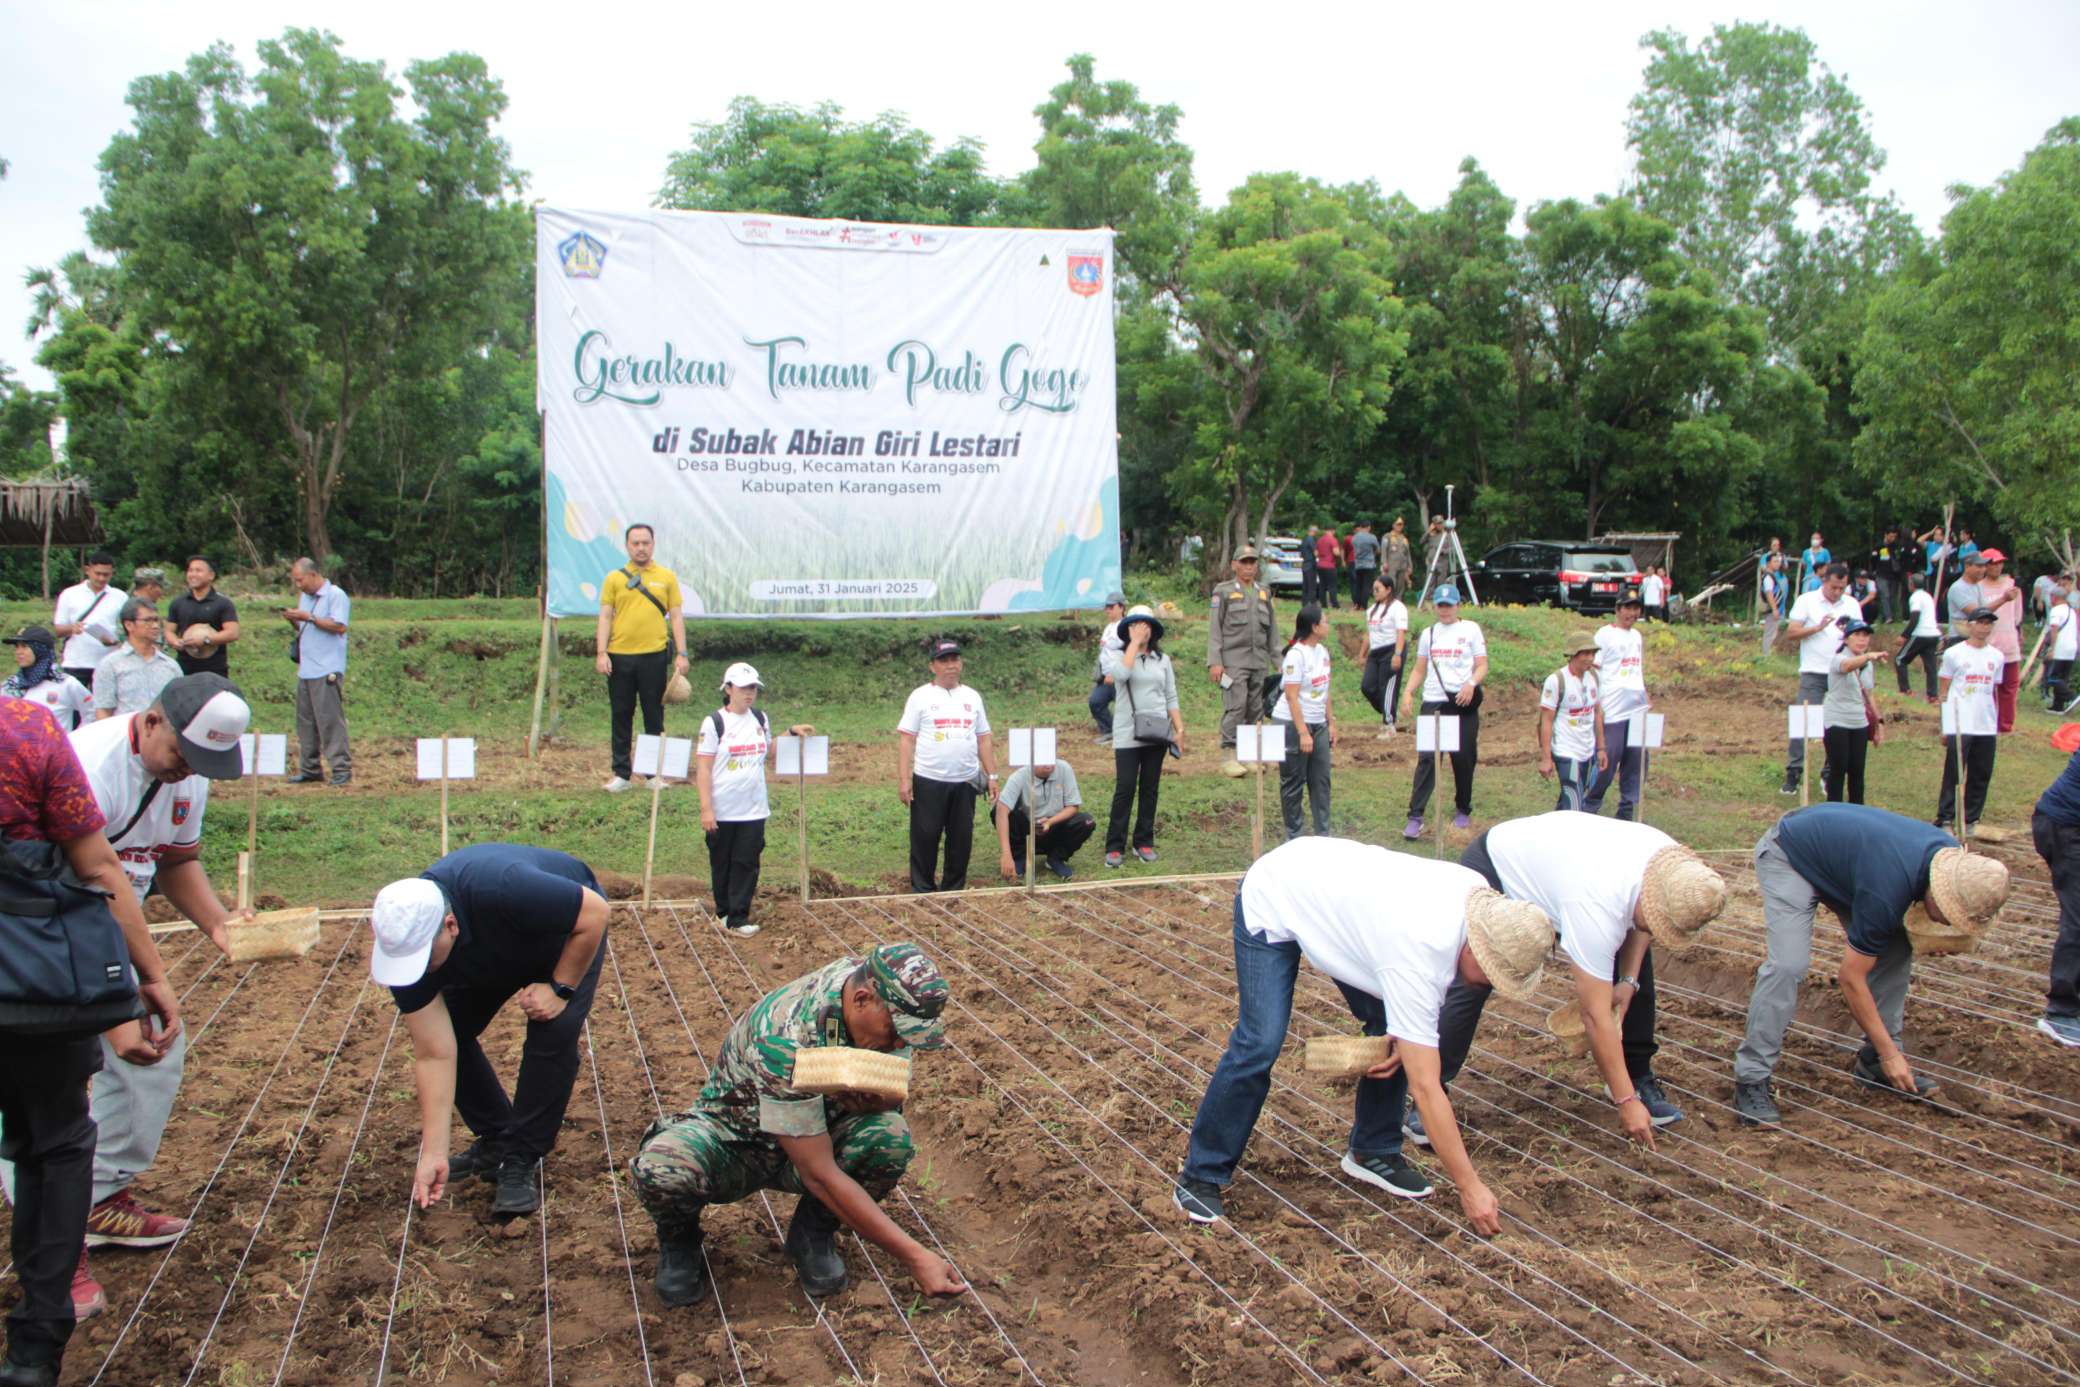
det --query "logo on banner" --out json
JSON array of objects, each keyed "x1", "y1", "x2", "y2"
[
  {"x1": 1067, "y1": 251, "x2": 1104, "y2": 297},
  {"x1": 557, "y1": 230, "x2": 608, "y2": 279}
]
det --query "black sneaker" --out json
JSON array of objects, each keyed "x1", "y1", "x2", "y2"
[
  {"x1": 285, "y1": 773, "x2": 325, "y2": 785},
  {"x1": 0, "y1": 1358, "x2": 59, "y2": 1387},
  {"x1": 492, "y1": 1158, "x2": 541, "y2": 1216},
  {"x1": 1044, "y1": 855, "x2": 1073, "y2": 881},
  {"x1": 1733, "y1": 1080, "x2": 1781, "y2": 1126},
  {"x1": 328, "y1": 774, "x2": 352, "y2": 788},
  {"x1": 1401, "y1": 1107, "x2": 1430, "y2": 1147},
  {"x1": 448, "y1": 1140, "x2": 501, "y2": 1183},
  {"x1": 1779, "y1": 772, "x2": 1799, "y2": 795},
  {"x1": 1172, "y1": 1178, "x2": 1223, "y2": 1224},
  {"x1": 1850, "y1": 1055, "x2": 1941, "y2": 1100},
  {"x1": 1633, "y1": 1077, "x2": 1683, "y2": 1127},
  {"x1": 1339, "y1": 1151, "x2": 1433, "y2": 1200}
]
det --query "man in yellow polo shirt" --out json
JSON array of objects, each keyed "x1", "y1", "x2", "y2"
[{"x1": 595, "y1": 524, "x2": 691, "y2": 792}]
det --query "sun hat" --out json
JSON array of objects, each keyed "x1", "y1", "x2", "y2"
[
  {"x1": 1120, "y1": 603, "x2": 1165, "y2": 643},
  {"x1": 664, "y1": 671, "x2": 693, "y2": 704},
  {"x1": 1564, "y1": 632, "x2": 1599, "y2": 657},
  {"x1": 1434, "y1": 583, "x2": 1462, "y2": 606},
  {"x1": 1923, "y1": 848, "x2": 2008, "y2": 942},
  {"x1": 1464, "y1": 888, "x2": 1553, "y2": 1001},
  {"x1": 1637, "y1": 847, "x2": 1727, "y2": 951},
  {"x1": 157, "y1": 673, "x2": 251, "y2": 779},
  {"x1": 720, "y1": 661, "x2": 761, "y2": 690},
  {"x1": 369, "y1": 877, "x2": 447, "y2": 986}
]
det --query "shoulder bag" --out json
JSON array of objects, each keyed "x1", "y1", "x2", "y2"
[{"x1": 1122, "y1": 656, "x2": 1175, "y2": 747}]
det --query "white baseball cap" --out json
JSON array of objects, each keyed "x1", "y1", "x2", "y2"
[
  {"x1": 721, "y1": 661, "x2": 761, "y2": 689},
  {"x1": 369, "y1": 878, "x2": 448, "y2": 986},
  {"x1": 158, "y1": 674, "x2": 252, "y2": 780}
]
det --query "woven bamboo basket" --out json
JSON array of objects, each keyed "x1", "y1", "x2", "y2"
[
  {"x1": 1547, "y1": 1002, "x2": 1624, "y2": 1057},
  {"x1": 1904, "y1": 905, "x2": 1980, "y2": 957},
  {"x1": 789, "y1": 1048, "x2": 911, "y2": 1102},
  {"x1": 224, "y1": 906, "x2": 321, "y2": 964},
  {"x1": 1303, "y1": 1034, "x2": 1389, "y2": 1077},
  {"x1": 1967, "y1": 824, "x2": 2013, "y2": 846}
]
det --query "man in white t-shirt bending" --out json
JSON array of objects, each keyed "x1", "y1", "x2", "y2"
[
  {"x1": 1780, "y1": 563, "x2": 1864, "y2": 796},
  {"x1": 895, "y1": 639, "x2": 998, "y2": 893},
  {"x1": 1538, "y1": 633, "x2": 1606, "y2": 812},
  {"x1": 1173, "y1": 837, "x2": 1553, "y2": 1237},
  {"x1": 1584, "y1": 594, "x2": 1649, "y2": 819},
  {"x1": 1402, "y1": 814, "x2": 1726, "y2": 1152},
  {"x1": 0, "y1": 674, "x2": 252, "y2": 1296}
]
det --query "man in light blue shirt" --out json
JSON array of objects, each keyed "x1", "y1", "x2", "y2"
[{"x1": 286, "y1": 557, "x2": 352, "y2": 785}]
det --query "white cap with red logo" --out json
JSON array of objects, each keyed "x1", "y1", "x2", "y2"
[{"x1": 157, "y1": 674, "x2": 251, "y2": 780}]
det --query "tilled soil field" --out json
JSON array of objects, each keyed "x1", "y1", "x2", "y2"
[{"x1": 13, "y1": 850, "x2": 2077, "y2": 1386}]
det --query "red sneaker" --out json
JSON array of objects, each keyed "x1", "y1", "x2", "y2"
[
  {"x1": 72, "y1": 1245, "x2": 106, "y2": 1320},
  {"x1": 85, "y1": 1190, "x2": 189, "y2": 1248}
]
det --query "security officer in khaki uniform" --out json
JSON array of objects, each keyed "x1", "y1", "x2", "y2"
[{"x1": 1209, "y1": 545, "x2": 1278, "y2": 778}]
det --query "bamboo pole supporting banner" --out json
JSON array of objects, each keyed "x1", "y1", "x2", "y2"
[
  {"x1": 643, "y1": 773, "x2": 663, "y2": 907},
  {"x1": 527, "y1": 614, "x2": 554, "y2": 759}
]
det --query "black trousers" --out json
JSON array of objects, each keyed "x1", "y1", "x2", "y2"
[
  {"x1": 909, "y1": 775, "x2": 978, "y2": 892},
  {"x1": 440, "y1": 941, "x2": 603, "y2": 1163},
  {"x1": 1351, "y1": 565, "x2": 1376, "y2": 609},
  {"x1": 1821, "y1": 725, "x2": 1869, "y2": 804},
  {"x1": 1434, "y1": 831, "x2": 1658, "y2": 1086},
  {"x1": 1935, "y1": 733, "x2": 1997, "y2": 827},
  {"x1": 1106, "y1": 744, "x2": 1167, "y2": 853},
  {"x1": 1897, "y1": 636, "x2": 1941, "y2": 694},
  {"x1": 1300, "y1": 561, "x2": 1317, "y2": 607},
  {"x1": 2034, "y1": 809, "x2": 2080, "y2": 1019},
  {"x1": 1008, "y1": 806, "x2": 1096, "y2": 866},
  {"x1": 607, "y1": 648, "x2": 671, "y2": 779},
  {"x1": 1360, "y1": 647, "x2": 1401, "y2": 726},
  {"x1": 706, "y1": 818, "x2": 766, "y2": 929},
  {"x1": 2044, "y1": 659, "x2": 2073, "y2": 709},
  {"x1": 0, "y1": 1034, "x2": 102, "y2": 1367},
  {"x1": 1408, "y1": 699, "x2": 1480, "y2": 817}
]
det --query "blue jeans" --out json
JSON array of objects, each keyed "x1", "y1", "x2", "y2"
[
  {"x1": 1182, "y1": 896, "x2": 1406, "y2": 1187},
  {"x1": 1552, "y1": 755, "x2": 1595, "y2": 811},
  {"x1": 1089, "y1": 679, "x2": 1114, "y2": 734}
]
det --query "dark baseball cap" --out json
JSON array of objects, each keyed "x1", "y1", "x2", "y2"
[
  {"x1": 1617, "y1": 591, "x2": 1644, "y2": 608},
  {"x1": 158, "y1": 673, "x2": 252, "y2": 779},
  {"x1": 1841, "y1": 620, "x2": 1873, "y2": 636},
  {"x1": 928, "y1": 638, "x2": 961, "y2": 661},
  {"x1": 866, "y1": 943, "x2": 948, "y2": 1049},
  {"x1": 4, "y1": 625, "x2": 55, "y2": 646},
  {"x1": 1966, "y1": 607, "x2": 1998, "y2": 624}
]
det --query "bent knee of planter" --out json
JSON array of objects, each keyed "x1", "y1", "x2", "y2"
[{"x1": 834, "y1": 1111, "x2": 914, "y2": 1195}]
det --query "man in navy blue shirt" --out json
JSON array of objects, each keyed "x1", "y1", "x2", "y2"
[
  {"x1": 1733, "y1": 804, "x2": 2009, "y2": 1125},
  {"x1": 2034, "y1": 747, "x2": 2080, "y2": 1045},
  {"x1": 369, "y1": 844, "x2": 610, "y2": 1216}
]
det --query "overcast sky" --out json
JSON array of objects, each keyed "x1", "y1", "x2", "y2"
[{"x1": 4, "y1": 0, "x2": 2075, "y2": 392}]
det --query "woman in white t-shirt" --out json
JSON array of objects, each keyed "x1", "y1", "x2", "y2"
[
  {"x1": 1, "y1": 624, "x2": 93, "y2": 729},
  {"x1": 1274, "y1": 607, "x2": 1335, "y2": 839},
  {"x1": 1935, "y1": 609, "x2": 2003, "y2": 831},
  {"x1": 697, "y1": 661, "x2": 814, "y2": 936},
  {"x1": 1360, "y1": 576, "x2": 1408, "y2": 739},
  {"x1": 1895, "y1": 571, "x2": 1942, "y2": 703},
  {"x1": 895, "y1": 638, "x2": 999, "y2": 893},
  {"x1": 1397, "y1": 584, "x2": 1487, "y2": 838},
  {"x1": 2042, "y1": 578, "x2": 2075, "y2": 713}
]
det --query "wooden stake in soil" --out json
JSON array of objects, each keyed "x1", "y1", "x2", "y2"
[
  {"x1": 416, "y1": 736, "x2": 476, "y2": 861},
  {"x1": 1416, "y1": 711, "x2": 1459, "y2": 860},
  {"x1": 527, "y1": 614, "x2": 555, "y2": 759},
  {"x1": 775, "y1": 734, "x2": 829, "y2": 903},
  {"x1": 440, "y1": 734, "x2": 451, "y2": 856},
  {"x1": 634, "y1": 734, "x2": 693, "y2": 907},
  {"x1": 235, "y1": 733, "x2": 286, "y2": 912},
  {"x1": 2017, "y1": 618, "x2": 2053, "y2": 693}
]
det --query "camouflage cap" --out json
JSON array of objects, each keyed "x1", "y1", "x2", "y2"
[{"x1": 867, "y1": 943, "x2": 948, "y2": 1050}]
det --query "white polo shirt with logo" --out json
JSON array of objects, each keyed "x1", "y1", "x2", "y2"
[
  {"x1": 1539, "y1": 666, "x2": 1600, "y2": 763},
  {"x1": 69, "y1": 712, "x2": 209, "y2": 901},
  {"x1": 896, "y1": 682, "x2": 991, "y2": 784},
  {"x1": 697, "y1": 707, "x2": 772, "y2": 821}
]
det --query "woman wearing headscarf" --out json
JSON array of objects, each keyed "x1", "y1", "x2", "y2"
[
  {"x1": 1100, "y1": 605, "x2": 1183, "y2": 868},
  {"x1": 1, "y1": 624, "x2": 93, "y2": 728}
]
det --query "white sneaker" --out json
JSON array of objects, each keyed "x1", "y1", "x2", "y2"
[
  {"x1": 603, "y1": 776, "x2": 633, "y2": 793},
  {"x1": 727, "y1": 922, "x2": 759, "y2": 938},
  {"x1": 1375, "y1": 729, "x2": 1395, "y2": 741}
]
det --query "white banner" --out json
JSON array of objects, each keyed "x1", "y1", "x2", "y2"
[{"x1": 536, "y1": 208, "x2": 1121, "y2": 618}]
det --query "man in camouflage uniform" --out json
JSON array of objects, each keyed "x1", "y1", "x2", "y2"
[
  {"x1": 631, "y1": 943, "x2": 966, "y2": 1307},
  {"x1": 1209, "y1": 545, "x2": 1278, "y2": 778}
]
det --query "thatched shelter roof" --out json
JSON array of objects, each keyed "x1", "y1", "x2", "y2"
[{"x1": 0, "y1": 476, "x2": 102, "y2": 548}]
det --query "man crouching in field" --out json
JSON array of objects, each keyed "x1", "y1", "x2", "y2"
[
  {"x1": 1173, "y1": 838, "x2": 1554, "y2": 1237},
  {"x1": 631, "y1": 944, "x2": 966, "y2": 1306}
]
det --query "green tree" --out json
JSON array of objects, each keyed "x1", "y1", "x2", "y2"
[
  {"x1": 86, "y1": 29, "x2": 529, "y2": 563},
  {"x1": 1853, "y1": 119, "x2": 2080, "y2": 569},
  {"x1": 658, "y1": 97, "x2": 1004, "y2": 224},
  {"x1": 0, "y1": 366, "x2": 58, "y2": 479}
]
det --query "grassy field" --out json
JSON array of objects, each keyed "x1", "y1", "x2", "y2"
[{"x1": 7, "y1": 588, "x2": 2069, "y2": 907}]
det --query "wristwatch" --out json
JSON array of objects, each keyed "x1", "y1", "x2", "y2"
[
  {"x1": 548, "y1": 980, "x2": 578, "y2": 1002},
  {"x1": 1616, "y1": 974, "x2": 1639, "y2": 990}
]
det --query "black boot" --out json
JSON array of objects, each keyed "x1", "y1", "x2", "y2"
[
  {"x1": 492, "y1": 1157, "x2": 542, "y2": 1216},
  {"x1": 654, "y1": 1213, "x2": 708, "y2": 1308},
  {"x1": 784, "y1": 1196, "x2": 849, "y2": 1297}
]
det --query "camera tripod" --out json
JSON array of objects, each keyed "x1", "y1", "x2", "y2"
[{"x1": 1414, "y1": 485, "x2": 1480, "y2": 608}]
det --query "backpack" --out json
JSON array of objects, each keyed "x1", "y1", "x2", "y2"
[
  {"x1": 710, "y1": 707, "x2": 769, "y2": 742},
  {"x1": 0, "y1": 838, "x2": 145, "y2": 1037}
]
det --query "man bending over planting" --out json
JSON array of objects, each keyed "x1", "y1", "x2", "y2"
[
  {"x1": 371, "y1": 844, "x2": 610, "y2": 1217},
  {"x1": 1174, "y1": 837, "x2": 1554, "y2": 1236},
  {"x1": 1402, "y1": 813, "x2": 1727, "y2": 1154},
  {"x1": 631, "y1": 943, "x2": 966, "y2": 1306},
  {"x1": 1733, "y1": 803, "x2": 2009, "y2": 1126}
]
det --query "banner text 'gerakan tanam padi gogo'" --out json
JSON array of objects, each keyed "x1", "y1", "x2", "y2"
[{"x1": 536, "y1": 208, "x2": 1121, "y2": 619}]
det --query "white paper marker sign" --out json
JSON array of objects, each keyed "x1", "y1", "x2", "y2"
[
  {"x1": 1007, "y1": 728, "x2": 1058, "y2": 769},
  {"x1": 632, "y1": 734, "x2": 694, "y2": 780},
  {"x1": 238, "y1": 734, "x2": 288, "y2": 776},
  {"x1": 1940, "y1": 703, "x2": 1957, "y2": 736},
  {"x1": 415, "y1": 738, "x2": 477, "y2": 780},
  {"x1": 1786, "y1": 704, "x2": 1823, "y2": 741},
  {"x1": 775, "y1": 735, "x2": 831, "y2": 776},
  {"x1": 1236, "y1": 724, "x2": 1288, "y2": 763},
  {"x1": 1629, "y1": 713, "x2": 1666, "y2": 749},
  {"x1": 1416, "y1": 717, "x2": 1462, "y2": 754}
]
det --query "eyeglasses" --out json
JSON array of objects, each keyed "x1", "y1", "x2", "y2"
[{"x1": 128, "y1": 615, "x2": 162, "y2": 626}]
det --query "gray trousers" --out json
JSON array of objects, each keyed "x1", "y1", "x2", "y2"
[
  {"x1": 1783, "y1": 671, "x2": 1828, "y2": 776},
  {"x1": 1278, "y1": 722, "x2": 1331, "y2": 838},
  {"x1": 1761, "y1": 612, "x2": 1780, "y2": 657},
  {"x1": 1217, "y1": 668, "x2": 1265, "y2": 749},
  {"x1": 0, "y1": 1027, "x2": 189, "y2": 1206},
  {"x1": 1734, "y1": 821, "x2": 1913, "y2": 1083},
  {"x1": 295, "y1": 674, "x2": 352, "y2": 778}
]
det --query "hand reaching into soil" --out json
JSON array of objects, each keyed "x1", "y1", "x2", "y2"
[
  {"x1": 1881, "y1": 1052, "x2": 1919, "y2": 1094},
  {"x1": 906, "y1": 1251, "x2": 968, "y2": 1296},
  {"x1": 414, "y1": 1151, "x2": 449, "y2": 1208},
  {"x1": 1458, "y1": 1178, "x2": 1502, "y2": 1236},
  {"x1": 1617, "y1": 1096, "x2": 1658, "y2": 1151}
]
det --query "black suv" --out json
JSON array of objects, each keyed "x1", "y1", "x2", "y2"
[{"x1": 1473, "y1": 542, "x2": 1642, "y2": 612}]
